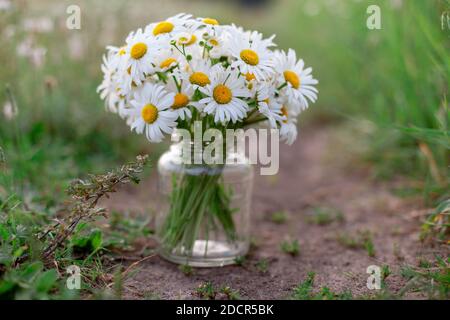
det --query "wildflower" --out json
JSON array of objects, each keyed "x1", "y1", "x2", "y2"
[
  {"x1": 128, "y1": 83, "x2": 178, "y2": 142},
  {"x1": 199, "y1": 66, "x2": 251, "y2": 124}
]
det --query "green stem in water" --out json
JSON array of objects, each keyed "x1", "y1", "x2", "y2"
[{"x1": 160, "y1": 167, "x2": 236, "y2": 254}]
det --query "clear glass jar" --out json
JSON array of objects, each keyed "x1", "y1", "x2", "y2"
[{"x1": 157, "y1": 134, "x2": 253, "y2": 267}]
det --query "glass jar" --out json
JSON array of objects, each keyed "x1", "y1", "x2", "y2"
[{"x1": 157, "y1": 134, "x2": 253, "y2": 267}]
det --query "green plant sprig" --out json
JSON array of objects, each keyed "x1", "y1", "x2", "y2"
[{"x1": 41, "y1": 155, "x2": 149, "y2": 260}]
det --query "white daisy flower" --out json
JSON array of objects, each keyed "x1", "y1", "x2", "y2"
[
  {"x1": 105, "y1": 45, "x2": 128, "y2": 70},
  {"x1": 97, "y1": 52, "x2": 124, "y2": 113},
  {"x1": 278, "y1": 102, "x2": 299, "y2": 145},
  {"x1": 182, "y1": 58, "x2": 215, "y2": 92},
  {"x1": 227, "y1": 24, "x2": 277, "y2": 48},
  {"x1": 280, "y1": 119, "x2": 298, "y2": 145},
  {"x1": 107, "y1": 46, "x2": 130, "y2": 93},
  {"x1": 199, "y1": 66, "x2": 251, "y2": 124},
  {"x1": 249, "y1": 30, "x2": 277, "y2": 48},
  {"x1": 195, "y1": 17, "x2": 221, "y2": 34},
  {"x1": 116, "y1": 68, "x2": 135, "y2": 97},
  {"x1": 97, "y1": 55, "x2": 116, "y2": 108},
  {"x1": 256, "y1": 83, "x2": 285, "y2": 128},
  {"x1": 128, "y1": 83, "x2": 178, "y2": 143},
  {"x1": 228, "y1": 31, "x2": 274, "y2": 81},
  {"x1": 174, "y1": 30, "x2": 198, "y2": 48},
  {"x1": 153, "y1": 48, "x2": 181, "y2": 73},
  {"x1": 165, "y1": 76, "x2": 198, "y2": 120},
  {"x1": 274, "y1": 49, "x2": 318, "y2": 113},
  {"x1": 202, "y1": 28, "x2": 229, "y2": 59},
  {"x1": 114, "y1": 94, "x2": 135, "y2": 126},
  {"x1": 146, "y1": 13, "x2": 193, "y2": 39},
  {"x1": 124, "y1": 28, "x2": 159, "y2": 85},
  {"x1": 242, "y1": 71, "x2": 258, "y2": 95}
]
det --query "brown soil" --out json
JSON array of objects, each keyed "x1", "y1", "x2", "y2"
[{"x1": 102, "y1": 125, "x2": 445, "y2": 300}]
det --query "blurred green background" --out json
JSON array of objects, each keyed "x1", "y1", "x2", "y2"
[{"x1": 0, "y1": 0, "x2": 449, "y2": 203}]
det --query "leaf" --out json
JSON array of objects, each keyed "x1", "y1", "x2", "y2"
[
  {"x1": 0, "y1": 224, "x2": 9, "y2": 241},
  {"x1": 29, "y1": 122, "x2": 45, "y2": 143},
  {"x1": 35, "y1": 269, "x2": 58, "y2": 293},
  {"x1": 74, "y1": 222, "x2": 88, "y2": 233},
  {"x1": 12, "y1": 245, "x2": 27, "y2": 261},
  {"x1": 0, "y1": 279, "x2": 16, "y2": 297},
  {"x1": 89, "y1": 229, "x2": 103, "y2": 251},
  {"x1": 71, "y1": 229, "x2": 103, "y2": 253},
  {"x1": 129, "y1": 176, "x2": 140, "y2": 184},
  {"x1": 21, "y1": 261, "x2": 44, "y2": 280},
  {"x1": 70, "y1": 235, "x2": 89, "y2": 249}
]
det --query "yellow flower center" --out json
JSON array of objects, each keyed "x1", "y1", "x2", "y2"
[
  {"x1": 187, "y1": 34, "x2": 197, "y2": 45},
  {"x1": 213, "y1": 85, "x2": 232, "y2": 104},
  {"x1": 281, "y1": 106, "x2": 288, "y2": 123},
  {"x1": 172, "y1": 93, "x2": 189, "y2": 109},
  {"x1": 160, "y1": 58, "x2": 177, "y2": 69},
  {"x1": 209, "y1": 39, "x2": 219, "y2": 46},
  {"x1": 240, "y1": 49, "x2": 259, "y2": 66},
  {"x1": 130, "y1": 42, "x2": 147, "y2": 60},
  {"x1": 118, "y1": 46, "x2": 126, "y2": 56},
  {"x1": 245, "y1": 73, "x2": 256, "y2": 81},
  {"x1": 189, "y1": 72, "x2": 210, "y2": 87},
  {"x1": 141, "y1": 104, "x2": 158, "y2": 124},
  {"x1": 203, "y1": 18, "x2": 219, "y2": 25},
  {"x1": 284, "y1": 70, "x2": 300, "y2": 89},
  {"x1": 153, "y1": 21, "x2": 174, "y2": 36},
  {"x1": 179, "y1": 34, "x2": 197, "y2": 46}
]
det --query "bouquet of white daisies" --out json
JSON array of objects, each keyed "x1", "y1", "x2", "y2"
[
  {"x1": 98, "y1": 14, "x2": 318, "y2": 259},
  {"x1": 98, "y1": 14, "x2": 318, "y2": 145}
]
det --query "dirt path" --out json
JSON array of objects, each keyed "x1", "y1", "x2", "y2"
[{"x1": 103, "y1": 125, "x2": 442, "y2": 299}]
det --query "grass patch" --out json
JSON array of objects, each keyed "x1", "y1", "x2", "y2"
[
  {"x1": 270, "y1": 211, "x2": 288, "y2": 224},
  {"x1": 234, "y1": 256, "x2": 247, "y2": 266},
  {"x1": 291, "y1": 272, "x2": 353, "y2": 300},
  {"x1": 195, "y1": 282, "x2": 241, "y2": 300},
  {"x1": 280, "y1": 239, "x2": 300, "y2": 256},
  {"x1": 336, "y1": 230, "x2": 376, "y2": 257},
  {"x1": 220, "y1": 286, "x2": 241, "y2": 300},
  {"x1": 420, "y1": 199, "x2": 450, "y2": 244},
  {"x1": 178, "y1": 264, "x2": 193, "y2": 276},
  {"x1": 398, "y1": 256, "x2": 449, "y2": 299},
  {"x1": 255, "y1": 258, "x2": 269, "y2": 273},
  {"x1": 306, "y1": 207, "x2": 344, "y2": 226},
  {"x1": 196, "y1": 282, "x2": 217, "y2": 300}
]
